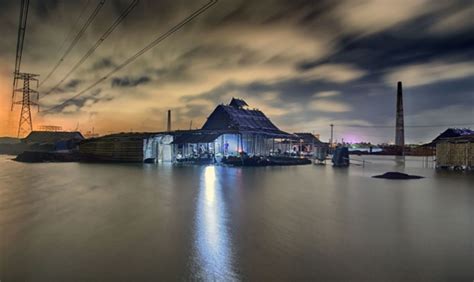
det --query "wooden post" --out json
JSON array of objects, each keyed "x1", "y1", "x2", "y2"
[
  {"x1": 221, "y1": 135, "x2": 224, "y2": 156},
  {"x1": 290, "y1": 139, "x2": 292, "y2": 157},
  {"x1": 272, "y1": 138, "x2": 275, "y2": 155}
]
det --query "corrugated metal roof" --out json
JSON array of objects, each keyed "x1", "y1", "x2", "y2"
[
  {"x1": 293, "y1": 132, "x2": 325, "y2": 144},
  {"x1": 202, "y1": 99, "x2": 292, "y2": 137},
  {"x1": 438, "y1": 134, "x2": 474, "y2": 143},
  {"x1": 432, "y1": 128, "x2": 474, "y2": 144},
  {"x1": 24, "y1": 131, "x2": 84, "y2": 144}
]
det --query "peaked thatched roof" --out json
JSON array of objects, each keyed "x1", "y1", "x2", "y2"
[{"x1": 201, "y1": 99, "x2": 292, "y2": 137}]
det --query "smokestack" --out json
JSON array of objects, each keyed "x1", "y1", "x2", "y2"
[
  {"x1": 167, "y1": 109, "x2": 171, "y2": 132},
  {"x1": 395, "y1": 81, "x2": 405, "y2": 155}
]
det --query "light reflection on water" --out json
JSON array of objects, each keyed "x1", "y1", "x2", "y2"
[{"x1": 193, "y1": 166, "x2": 237, "y2": 280}]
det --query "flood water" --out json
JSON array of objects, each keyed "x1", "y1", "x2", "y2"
[{"x1": 0, "y1": 155, "x2": 473, "y2": 281}]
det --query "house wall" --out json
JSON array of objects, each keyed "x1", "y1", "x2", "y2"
[
  {"x1": 215, "y1": 133, "x2": 275, "y2": 156},
  {"x1": 436, "y1": 141, "x2": 473, "y2": 168},
  {"x1": 143, "y1": 135, "x2": 174, "y2": 162},
  {"x1": 79, "y1": 137, "x2": 144, "y2": 162},
  {"x1": 175, "y1": 133, "x2": 281, "y2": 159}
]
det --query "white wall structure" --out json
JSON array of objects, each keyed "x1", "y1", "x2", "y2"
[{"x1": 143, "y1": 134, "x2": 174, "y2": 162}]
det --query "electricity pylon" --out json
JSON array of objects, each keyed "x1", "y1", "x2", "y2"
[{"x1": 12, "y1": 72, "x2": 39, "y2": 137}]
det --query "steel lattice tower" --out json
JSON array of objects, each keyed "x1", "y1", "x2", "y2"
[{"x1": 13, "y1": 72, "x2": 39, "y2": 137}]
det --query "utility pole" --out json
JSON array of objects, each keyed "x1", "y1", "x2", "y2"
[
  {"x1": 330, "y1": 124, "x2": 334, "y2": 147},
  {"x1": 12, "y1": 72, "x2": 39, "y2": 137},
  {"x1": 167, "y1": 109, "x2": 171, "y2": 132},
  {"x1": 189, "y1": 120, "x2": 193, "y2": 130}
]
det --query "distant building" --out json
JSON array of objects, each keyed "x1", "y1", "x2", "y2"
[
  {"x1": 23, "y1": 131, "x2": 84, "y2": 151},
  {"x1": 292, "y1": 133, "x2": 328, "y2": 152},
  {"x1": 431, "y1": 128, "x2": 474, "y2": 144},
  {"x1": 436, "y1": 134, "x2": 474, "y2": 170},
  {"x1": 80, "y1": 132, "x2": 163, "y2": 162},
  {"x1": 23, "y1": 131, "x2": 84, "y2": 144}
]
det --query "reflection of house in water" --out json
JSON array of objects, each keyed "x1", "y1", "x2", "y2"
[{"x1": 79, "y1": 98, "x2": 298, "y2": 163}]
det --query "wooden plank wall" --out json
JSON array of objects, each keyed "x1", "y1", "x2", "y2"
[
  {"x1": 79, "y1": 137, "x2": 144, "y2": 162},
  {"x1": 436, "y1": 142, "x2": 473, "y2": 168}
]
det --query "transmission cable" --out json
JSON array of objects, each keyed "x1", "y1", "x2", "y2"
[
  {"x1": 40, "y1": 0, "x2": 106, "y2": 87},
  {"x1": 10, "y1": 0, "x2": 30, "y2": 110},
  {"x1": 334, "y1": 122, "x2": 474, "y2": 128},
  {"x1": 55, "y1": 0, "x2": 91, "y2": 56},
  {"x1": 41, "y1": 0, "x2": 218, "y2": 114},
  {"x1": 43, "y1": 0, "x2": 139, "y2": 97}
]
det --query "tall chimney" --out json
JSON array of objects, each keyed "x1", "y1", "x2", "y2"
[
  {"x1": 395, "y1": 81, "x2": 404, "y2": 155},
  {"x1": 167, "y1": 109, "x2": 171, "y2": 132}
]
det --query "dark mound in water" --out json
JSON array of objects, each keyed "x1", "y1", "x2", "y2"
[
  {"x1": 372, "y1": 171, "x2": 424, "y2": 180},
  {"x1": 15, "y1": 151, "x2": 80, "y2": 163}
]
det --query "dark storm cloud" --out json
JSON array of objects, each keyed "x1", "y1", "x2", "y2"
[
  {"x1": 64, "y1": 79, "x2": 82, "y2": 90},
  {"x1": 152, "y1": 63, "x2": 191, "y2": 83},
  {"x1": 111, "y1": 75, "x2": 151, "y2": 87},
  {"x1": 46, "y1": 79, "x2": 83, "y2": 95},
  {"x1": 1, "y1": 0, "x2": 473, "y2": 141},
  {"x1": 48, "y1": 88, "x2": 112, "y2": 114},
  {"x1": 91, "y1": 58, "x2": 116, "y2": 70},
  {"x1": 300, "y1": 20, "x2": 474, "y2": 74},
  {"x1": 30, "y1": 0, "x2": 60, "y2": 19}
]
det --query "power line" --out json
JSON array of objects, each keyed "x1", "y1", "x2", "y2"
[
  {"x1": 40, "y1": 0, "x2": 106, "y2": 87},
  {"x1": 55, "y1": 0, "x2": 91, "y2": 56},
  {"x1": 41, "y1": 0, "x2": 218, "y2": 114},
  {"x1": 11, "y1": 0, "x2": 30, "y2": 110},
  {"x1": 42, "y1": 0, "x2": 139, "y2": 97},
  {"x1": 299, "y1": 122, "x2": 474, "y2": 137},
  {"x1": 334, "y1": 122, "x2": 474, "y2": 128}
]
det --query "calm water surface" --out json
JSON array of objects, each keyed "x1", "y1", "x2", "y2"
[{"x1": 0, "y1": 155, "x2": 473, "y2": 281}]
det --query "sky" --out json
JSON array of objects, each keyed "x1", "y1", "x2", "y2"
[{"x1": 0, "y1": 0, "x2": 473, "y2": 143}]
